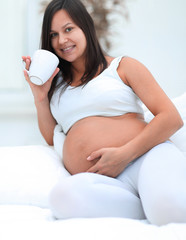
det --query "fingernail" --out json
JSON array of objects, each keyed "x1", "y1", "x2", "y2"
[{"x1": 87, "y1": 156, "x2": 91, "y2": 160}]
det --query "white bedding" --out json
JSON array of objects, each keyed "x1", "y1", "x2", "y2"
[
  {"x1": 0, "y1": 92, "x2": 186, "y2": 240},
  {"x1": 0, "y1": 205, "x2": 186, "y2": 240}
]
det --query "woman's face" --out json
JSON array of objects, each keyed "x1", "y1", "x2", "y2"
[{"x1": 50, "y1": 9, "x2": 87, "y2": 65}]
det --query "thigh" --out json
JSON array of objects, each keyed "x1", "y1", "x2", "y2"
[
  {"x1": 118, "y1": 141, "x2": 186, "y2": 196},
  {"x1": 137, "y1": 141, "x2": 186, "y2": 224},
  {"x1": 116, "y1": 151, "x2": 146, "y2": 196},
  {"x1": 138, "y1": 141, "x2": 186, "y2": 195},
  {"x1": 49, "y1": 172, "x2": 145, "y2": 219}
]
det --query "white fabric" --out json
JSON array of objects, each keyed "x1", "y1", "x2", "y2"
[
  {"x1": 53, "y1": 92, "x2": 186, "y2": 159},
  {"x1": 0, "y1": 145, "x2": 69, "y2": 208},
  {"x1": 0, "y1": 92, "x2": 185, "y2": 238},
  {"x1": 50, "y1": 56, "x2": 143, "y2": 134},
  {"x1": 0, "y1": 205, "x2": 186, "y2": 240},
  {"x1": 49, "y1": 141, "x2": 186, "y2": 225},
  {"x1": 53, "y1": 124, "x2": 66, "y2": 159}
]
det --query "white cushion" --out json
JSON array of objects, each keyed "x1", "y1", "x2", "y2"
[
  {"x1": 144, "y1": 92, "x2": 186, "y2": 153},
  {"x1": 0, "y1": 145, "x2": 69, "y2": 208}
]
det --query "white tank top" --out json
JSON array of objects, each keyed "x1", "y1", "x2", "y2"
[{"x1": 50, "y1": 56, "x2": 144, "y2": 134}]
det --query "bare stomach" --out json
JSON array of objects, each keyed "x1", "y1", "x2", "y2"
[{"x1": 63, "y1": 113, "x2": 147, "y2": 174}]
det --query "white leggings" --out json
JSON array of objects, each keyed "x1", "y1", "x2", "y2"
[{"x1": 49, "y1": 141, "x2": 186, "y2": 225}]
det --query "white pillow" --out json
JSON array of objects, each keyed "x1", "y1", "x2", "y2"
[
  {"x1": 0, "y1": 145, "x2": 70, "y2": 208},
  {"x1": 144, "y1": 92, "x2": 186, "y2": 153}
]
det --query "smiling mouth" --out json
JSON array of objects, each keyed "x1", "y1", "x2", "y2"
[{"x1": 61, "y1": 46, "x2": 75, "y2": 53}]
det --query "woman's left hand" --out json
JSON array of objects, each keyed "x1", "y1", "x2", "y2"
[{"x1": 86, "y1": 147, "x2": 129, "y2": 178}]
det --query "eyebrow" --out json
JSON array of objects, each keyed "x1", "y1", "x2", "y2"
[{"x1": 50, "y1": 22, "x2": 72, "y2": 32}]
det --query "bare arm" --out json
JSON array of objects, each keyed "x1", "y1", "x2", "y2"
[
  {"x1": 34, "y1": 98, "x2": 57, "y2": 145},
  {"x1": 22, "y1": 56, "x2": 59, "y2": 145},
  {"x1": 119, "y1": 57, "x2": 183, "y2": 160},
  {"x1": 87, "y1": 57, "x2": 183, "y2": 177}
]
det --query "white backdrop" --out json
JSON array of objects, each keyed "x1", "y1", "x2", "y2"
[
  {"x1": 0, "y1": 0, "x2": 185, "y2": 146},
  {"x1": 110, "y1": 0, "x2": 186, "y2": 98}
]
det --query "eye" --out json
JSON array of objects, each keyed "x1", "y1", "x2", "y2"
[
  {"x1": 50, "y1": 32, "x2": 58, "y2": 39},
  {"x1": 65, "y1": 27, "x2": 73, "y2": 33}
]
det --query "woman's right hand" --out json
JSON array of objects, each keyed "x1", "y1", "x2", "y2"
[{"x1": 22, "y1": 56, "x2": 59, "y2": 103}]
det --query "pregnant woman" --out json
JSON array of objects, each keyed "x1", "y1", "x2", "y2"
[{"x1": 22, "y1": 0, "x2": 186, "y2": 225}]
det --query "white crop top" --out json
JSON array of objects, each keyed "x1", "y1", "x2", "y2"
[{"x1": 50, "y1": 56, "x2": 144, "y2": 134}]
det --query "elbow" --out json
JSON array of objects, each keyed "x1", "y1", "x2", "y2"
[
  {"x1": 43, "y1": 135, "x2": 54, "y2": 146},
  {"x1": 165, "y1": 109, "x2": 184, "y2": 134},
  {"x1": 178, "y1": 117, "x2": 184, "y2": 130},
  {"x1": 46, "y1": 139, "x2": 54, "y2": 146},
  {"x1": 174, "y1": 113, "x2": 184, "y2": 132}
]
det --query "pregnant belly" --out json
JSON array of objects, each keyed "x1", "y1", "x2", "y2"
[{"x1": 63, "y1": 113, "x2": 147, "y2": 174}]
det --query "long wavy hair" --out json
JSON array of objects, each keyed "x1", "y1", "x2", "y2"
[{"x1": 41, "y1": 0, "x2": 108, "y2": 101}]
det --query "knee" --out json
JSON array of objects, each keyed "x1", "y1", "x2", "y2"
[
  {"x1": 144, "y1": 192, "x2": 186, "y2": 225},
  {"x1": 49, "y1": 177, "x2": 73, "y2": 219},
  {"x1": 49, "y1": 173, "x2": 96, "y2": 219}
]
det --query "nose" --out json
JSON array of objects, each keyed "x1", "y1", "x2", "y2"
[{"x1": 58, "y1": 33, "x2": 68, "y2": 45}]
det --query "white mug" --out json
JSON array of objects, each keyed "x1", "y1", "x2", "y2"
[{"x1": 27, "y1": 49, "x2": 59, "y2": 85}]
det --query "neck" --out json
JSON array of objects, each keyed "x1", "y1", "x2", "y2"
[{"x1": 70, "y1": 59, "x2": 86, "y2": 86}]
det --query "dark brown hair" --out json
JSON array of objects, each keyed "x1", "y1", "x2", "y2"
[{"x1": 41, "y1": 0, "x2": 107, "y2": 101}]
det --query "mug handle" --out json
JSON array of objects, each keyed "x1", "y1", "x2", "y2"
[{"x1": 22, "y1": 58, "x2": 32, "y2": 74}]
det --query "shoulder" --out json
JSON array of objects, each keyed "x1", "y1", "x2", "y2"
[
  {"x1": 118, "y1": 56, "x2": 152, "y2": 86},
  {"x1": 119, "y1": 56, "x2": 146, "y2": 71},
  {"x1": 104, "y1": 55, "x2": 139, "y2": 67}
]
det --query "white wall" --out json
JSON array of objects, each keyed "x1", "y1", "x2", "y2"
[
  {"x1": 0, "y1": 0, "x2": 186, "y2": 146},
  {"x1": 109, "y1": 0, "x2": 186, "y2": 98},
  {"x1": 0, "y1": 0, "x2": 26, "y2": 89},
  {"x1": 0, "y1": 0, "x2": 45, "y2": 147}
]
